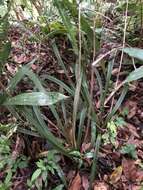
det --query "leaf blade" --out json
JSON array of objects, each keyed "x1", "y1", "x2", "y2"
[
  {"x1": 3, "y1": 92, "x2": 68, "y2": 106},
  {"x1": 125, "y1": 66, "x2": 143, "y2": 82},
  {"x1": 123, "y1": 47, "x2": 143, "y2": 61}
]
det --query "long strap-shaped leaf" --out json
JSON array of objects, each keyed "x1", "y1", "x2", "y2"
[
  {"x1": 7, "y1": 67, "x2": 44, "y2": 92},
  {"x1": 89, "y1": 134, "x2": 101, "y2": 190},
  {"x1": 124, "y1": 66, "x2": 143, "y2": 82},
  {"x1": 3, "y1": 92, "x2": 68, "y2": 106},
  {"x1": 41, "y1": 74, "x2": 74, "y2": 96},
  {"x1": 6, "y1": 66, "x2": 64, "y2": 130},
  {"x1": 105, "y1": 85, "x2": 128, "y2": 125},
  {"x1": 23, "y1": 106, "x2": 70, "y2": 157},
  {"x1": 53, "y1": 0, "x2": 78, "y2": 54},
  {"x1": 123, "y1": 47, "x2": 143, "y2": 61}
]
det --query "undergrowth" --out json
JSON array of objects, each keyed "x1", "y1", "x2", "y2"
[{"x1": 0, "y1": 0, "x2": 143, "y2": 189}]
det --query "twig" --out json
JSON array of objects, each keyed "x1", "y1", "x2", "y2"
[
  {"x1": 92, "y1": 48, "x2": 119, "y2": 66},
  {"x1": 104, "y1": 82, "x2": 124, "y2": 106},
  {"x1": 83, "y1": 8, "x2": 113, "y2": 23}
]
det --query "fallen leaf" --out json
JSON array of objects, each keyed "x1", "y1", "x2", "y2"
[
  {"x1": 82, "y1": 175, "x2": 89, "y2": 190},
  {"x1": 122, "y1": 158, "x2": 138, "y2": 182},
  {"x1": 137, "y1": 150, "x2": 143, "y2": 159},
  {"x1": 132, "y1": 185, "x2": 143, "y2": 190},
  {"x1": 110, "y1": 166, "x2": 122, "y2": 184},
  {"x1": 81, "y1": 143, "x2": 91, "y2": 153},
  {"x1": 69, "y1": 173, "x2": 81, "y2": 190},
  {"x1": 126, "y1": 123, "x2": 140, "y2": 138},
  {"x1": 136, "y1": 171, "x2": 143, "y2": 182},
  {"x1": 13, "y1": 54, "x2": 28, "y2": 63},
  {"x1": 31, "y1": 64, "x2": 37, "y2": 70},
  {"x1": 94, "y1": 182, "x2": 108, "y2": 190},
  {"x1": 6, "y1": 63, "x2": 17, "y2": 75},
  {"x1": 124, "y1": 101, "x2": 137, "y2": 119},
  {"x1": 12, "y1": 135, "x2": 25, "y2": 161}
]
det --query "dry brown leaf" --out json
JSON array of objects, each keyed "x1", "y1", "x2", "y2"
[
  {"x1": 6, "y1": 63, "x2": 17, "y2": 75},
  {"x1": 81, "y1": 143, "x2": 91, "y2": 153},
  {"x1": 122, "y1": 158, "x2": 138, "y2": 182},
  {"x1": 136, "y1": 171, "x2": 143, "y2": 182},
  {"x1": 137, "y1": 150, "x2": 143, "y2": 159},
  {"x1": 69, "y1": 173, "x2": 81, "y2": 190},
  {"x1": 82, "y1": 175, "x2": 89, "y2": 190},
  {"x1": 94, "y1": 182, "x2": 108, "y2": 190},
  {"x1": 132, "y1": 185, "x2": 142, "y2": 190},
  {"x1": 126, "y1": 123, "x2": 140, "y2": 138},
  {"x1": 110, "y1": 166, "x2": 122, "y2": 184},
  {"x1": 12, "y1": 135, "x2": 24, "y2": 161},
  {"x1": 13, "y1": 54, "x2": 28, "y2": 63},
  {"x1": 125, "y1": 100, "x2": 137, "y2": 119}
]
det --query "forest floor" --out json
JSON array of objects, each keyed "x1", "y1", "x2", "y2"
[{"x1": 0, "y1": 23, "x2": 143, "y2": 190}]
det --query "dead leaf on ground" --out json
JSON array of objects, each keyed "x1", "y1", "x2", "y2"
[
  {"x1": 132, "y1": 185, "x2": 143, "y2": 190},
  {"x1": 124, "y1": 100, "x2": 137, "y2": 119},
  {"x1": 126, "y1": 123, "x2": 140, "y2": 138},
  {"x1": 82, "y1": 175, "x2": 89, "y2": 190},
  {"x1": 110, "y1": 166, "x2": 122, "y2": 184},
  {"x1": 137, "y1": 150, "x2": 143, "y2": 159},
  {"x1": 122, "y1": 158, "x2": 138, "y2": 182},
  {"x1": 12, "y1": 135, "x2": 24, "y2": 161},
  {"x1": 68, "y1": 173, "x2": 81, "y2": 190},
  {"x1": 136, "y1": 170, "x2": 143, "y2": 182},
  {"x1": 81, "y1": 143, "x2": 91, "y2": 153},
  {"x1": 94, "y1": 182, "x2": 108, "y2": 190},
  {"x1": 6, "y1": 63, "x2": 17, "y2": 75},
  {"x1": 13, "y1": 54, "x2": 28, "y2": 63}
]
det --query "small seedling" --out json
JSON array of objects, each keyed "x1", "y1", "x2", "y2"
[
  {"x1": 102, "y1": 121, "x2": 117, "y2": 146},
  {"x1": 28, "y1": 150, "x2": 66, "y2": 190}
]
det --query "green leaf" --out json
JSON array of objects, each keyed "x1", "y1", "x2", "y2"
[
  {"x1": 53, "y1": 0, "x2": 78, "y2": 54},
  {"x1": 0, "y1": 42, "x2": 11, "y2": 73},
  {"x1": 53, "y1": 184, "x2": 64, "y2": 190},
  {"x1": 0, "y1": 42, "x2": 11, "y2": 62},
  {"x1": 4, "y1": 169, "x2": 12, "y2": 184},
  {"x1": 77, "y1": 108, "x2": 87, "y2": 149},
  {"x1": 7, "y1": 66, "x2": 45, "y2": 92},
  {"x1": 3, "y1": 92, "x2": 68, "y2": 106},
  {"x1": 89, "y1": 135, "x2": 101, "y2": 189},
  {"x1": 23, "y1": 107, "x2": 70, "y2": 157},
  {"x1": 123, "y1": 47, "x2": 143, "y2": 61},
  {"x1": 120, "y1": 144, "x2": 137, "y2": 159},
  {"x1": 115, "y1": 117, "x2": 126, "y2": 127},
  {"x1": 31, "y1": 169, "x2": 42, "y2": 182},
  {"x1": 125, "y1": 66, "x2": 143, "y2": 82},
  {"x1": 105, "y1": 85, "x2": 128, "y2": 124}
]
